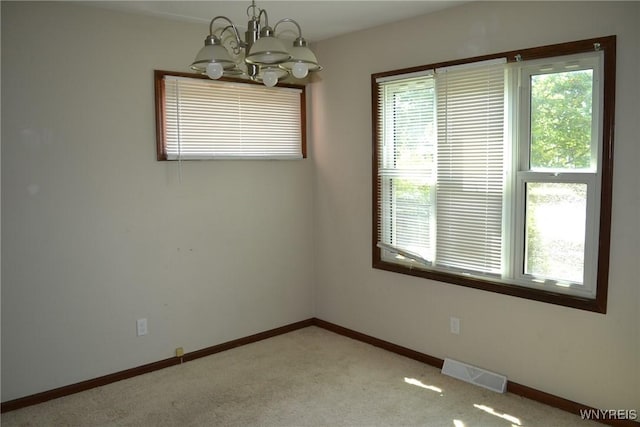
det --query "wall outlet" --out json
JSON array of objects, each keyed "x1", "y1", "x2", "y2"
[
  {"x1": 175, "y1": 347, "x2": 184, "y2": 357},
  {"x1": 136, "y1": 318, "x2": 148, "y2": 336},
  {"x1": 450, "y1": 317, "x2": 461, "y2": 335}
]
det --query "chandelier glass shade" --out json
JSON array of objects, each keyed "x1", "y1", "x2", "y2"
[{"x1": 190, "y1": 1, "x2": 322, "y2": 87}]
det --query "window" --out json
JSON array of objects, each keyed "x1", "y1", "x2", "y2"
[
  {"x1": 372, "y1": 37, "x2": 615, "y2": 313},
  {"x1": 155, "y1": 70, "x2": 306, "y2": 160}
]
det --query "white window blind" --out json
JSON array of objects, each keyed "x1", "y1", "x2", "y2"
[
  {"x1": 376, "y1": 73, "x2": 436, "y2": 263},
  {"x1": 375, "y1": 64, "x2": 505, "y2": 276},
  {"x1": 435, "y1": 62, "x2": 505, "y2": 275},
  {"x1": 163, "y1": 75, "x2": 303, "y2": 160}
]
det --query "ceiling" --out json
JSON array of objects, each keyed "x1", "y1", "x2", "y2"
[{"x1": 89, "y1": 1, "x2": 466, "y2": 42}]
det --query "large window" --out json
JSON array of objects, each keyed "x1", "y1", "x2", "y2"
[
  {"x1": 155, "y1": 70, "x2": 306, "y2": 160},
  {"x1": 372, "y1": 37, "x2": 615, "y2": 312}
]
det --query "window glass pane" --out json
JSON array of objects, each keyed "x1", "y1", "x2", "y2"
[
  {"x1": 525, "y1": 182, "x2": 586, "y2": 283},
  {"x1": 381, "y1": 78, "x2": 435, "y2": 170},
  {"x1": 385, "y1": 177, "x2": 433, "y2": 259},
  {"x1": 530, "y1": 70, "x2": 593, "y2": 170}
]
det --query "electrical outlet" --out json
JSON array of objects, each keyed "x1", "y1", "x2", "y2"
[
  {"x1": 136, "y1": 318, "x2": 148, "y2": 336},
  {"x1": 175, "y1": 347, "x2": 184, "y2": 357},
  {"x1": 450, "y1": 317, "x2": 461, "y2": 335}
]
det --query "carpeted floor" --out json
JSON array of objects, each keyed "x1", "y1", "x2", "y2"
[{"x1": 1, "y1": 326, "x2": 605, "y2": 426}]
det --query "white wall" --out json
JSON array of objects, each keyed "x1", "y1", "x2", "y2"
[
  {"x1": 312, "y1": 1, "x2": 639, "y2": 412},
  {"x1": 1, "y1": 2, "x2": 315, "y2": 401}
]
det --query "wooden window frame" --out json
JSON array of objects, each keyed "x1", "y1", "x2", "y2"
[{"x1": 371, "y1": 36, "x2": 616, "y2": 313}]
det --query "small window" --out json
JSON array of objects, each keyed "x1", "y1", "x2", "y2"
[
  {"x1": 372, "y1": 37, "x2": 615, "y2": 313},
  {"x1": 155, "y1": 70, "x2": 306, "y2": 160}
]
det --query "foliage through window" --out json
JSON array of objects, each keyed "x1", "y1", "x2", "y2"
[
  {"x1": 372, "y1": 37, "x2": 615, "y2": 313},
  {"x1": 155, "y1": 70, "x2": 306, "y2": 160}
]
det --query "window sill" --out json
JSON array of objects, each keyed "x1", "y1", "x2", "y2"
[{"x1": 372, "y1": 259, "x2": 607, "y2": 313}]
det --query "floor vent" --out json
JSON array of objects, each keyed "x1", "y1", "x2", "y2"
[{"x1": 441, "y1": 358, "x2": 507, "y2": 393}]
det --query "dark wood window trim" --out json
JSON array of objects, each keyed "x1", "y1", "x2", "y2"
[
  {"x1": 371, "y1": 36, "x2": 616, "y2": 313},
  {"x1": 154, "y1": 70, "x2": 307, "y2": 161}
]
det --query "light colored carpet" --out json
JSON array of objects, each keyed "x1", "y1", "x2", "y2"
[{"x1": 1, "y1": 326, "x2": 604, "y2": 426}]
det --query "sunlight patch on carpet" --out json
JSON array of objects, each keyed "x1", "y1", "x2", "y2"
[
  {"x1": 473, "y1": 404, "x2": 521, "y2": 425},
  {"x1": 404, "y1": 377, "x2": 443, "y2": 394}
]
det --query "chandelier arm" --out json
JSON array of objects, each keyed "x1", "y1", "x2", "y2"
[
  {"x1": 257, "y1": 8, "x2": 269, "y2": 27},
  {"x1": 274, "y1": 18, "x2": 303, "y2": 38},
  {"x1": 218, "y1": 25, "x2": 238, "y2": 41},
  {"x1": 216, "y1": 25, "x2": 243, "y2": 53},
  {"x1": 208, "y1": 16, "x2": 244, "y2": 48}
]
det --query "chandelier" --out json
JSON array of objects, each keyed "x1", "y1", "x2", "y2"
[{"x1": 190, "y1": 1, "x2": 322, "y2": 87}]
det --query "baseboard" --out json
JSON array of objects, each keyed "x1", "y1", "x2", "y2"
[
  {"x1": 0, "y1": 357, "x2": 180, "y2": 413},
  {"x1": 0, "y1": 318, "x2": 314, "y2": 413},
  {"x1": 312, "y1": 318, "x2": 639, "y2": 427},
  {"x1": 313, "y1": 318, "x2": 445, "y2": 368},
  {"x1": 183, "y1": 318, "x2": 315, "y2": 362},
  {"x1": 2, "y1": 317, "x2": 637, "y2": 426}
]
